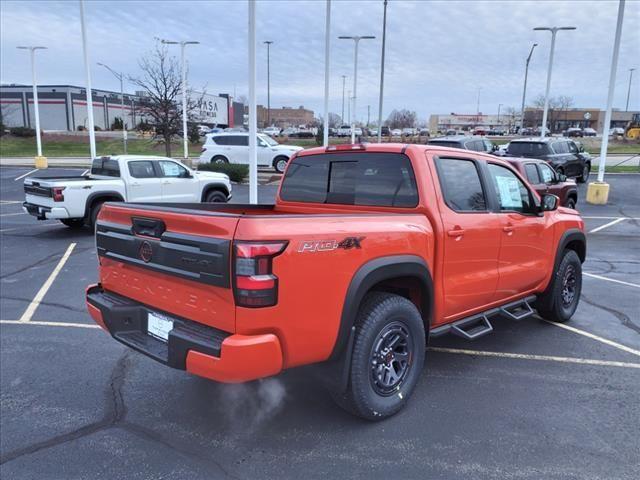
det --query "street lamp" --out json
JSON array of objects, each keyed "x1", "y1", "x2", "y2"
[
  {"x1": 626, "y1": 68, "x2": 635, "y2": 111},
  {"x1": 160, "y1": 38, "x2": 200, "y2": 161},
  {"x1": 497, "y1": 103, "x2": 502, "y2": 126},
  {"x1": 97, "y1": 62, "x2": 127, "y2": 154},
  {"x1": 16, "y1": 46, "x2": 47, "y2": 164},
  {"x1": 338, "y1": 35, "x2": 375, "y2": 142},
  {"x1": 520, "y1": 43, "x2": 538, "y2": 132},
  {"x1": 263, "y1": 40, "x2": 273, "y2": 127},
  {"x1": 534, "y1": 26, "x2": 576, "y2": 137}
]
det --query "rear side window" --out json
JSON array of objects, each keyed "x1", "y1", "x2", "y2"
[
  {"x1": 435, "y1": 158, "x2": 487, "y2": 212},
  {"x1": 553, "y1": 141, "x2": 569, "y2": 154},
  {"x1": 128, "y1": 161, "x2": 156, "y2": 178},
  {"x1": 428, "y1": 140, "x2": 462, "y2": 149},
  {"x1": 508, "y1": 142, "x2": 549, "y2": 156},
  {"x1": 211, "y1": 136, "x2": 229, "y2": 145},
  {"x1": 524, "y1": 164, "x2": 541, "y2": 184},
  {"x1": 91, "y1": 157, "x2": 120, "y2": 177},
  {"x1": 539, "y1": 163, "x2": 555, "y2": 183},
  {"x1": 280, "y1": 152, "x2": 418, "y2": 207},
  {"x1": 229, "y1": 135, "x2": 249, "y2": 146}
]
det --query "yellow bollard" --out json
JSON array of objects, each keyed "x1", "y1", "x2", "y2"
[
  {"x1": 34, "y1": 156, "x2": 48, "y2": 169},
  {"x1": 586, "y1": 182, "x2": 610, "y2": 205}
]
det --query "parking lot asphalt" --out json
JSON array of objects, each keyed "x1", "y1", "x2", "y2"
[{"x1": 1, "y1": 166, "x2": 639, "y2": 479}]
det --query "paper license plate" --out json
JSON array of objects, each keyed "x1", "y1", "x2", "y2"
[{"x1": 147, "y1": 312, "x2": 173, "y2": 342}]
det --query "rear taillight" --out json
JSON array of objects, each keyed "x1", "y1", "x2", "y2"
[
  {"x1": 234, "y1": 241, "x2": 288, "y2": 308},
  {"x1": 52, "y1": 187, "x2": 65, "y2": 202}
]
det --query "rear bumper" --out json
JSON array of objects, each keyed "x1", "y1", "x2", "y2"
[
  {"x1": 86, "y1": 284, "x2": 283, "y2": 383},
  {"x1": 23, "y1": 201, "x2": 70, "y2": 220}
]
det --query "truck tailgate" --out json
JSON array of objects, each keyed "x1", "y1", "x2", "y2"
[{"x1": 96, "y1": 203, "x2": 239, "y2": 333}]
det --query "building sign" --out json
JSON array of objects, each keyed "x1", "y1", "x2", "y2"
[{"x1": 192, "y1": 93, "x2": 228, "y2": 125}]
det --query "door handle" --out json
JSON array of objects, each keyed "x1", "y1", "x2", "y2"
[
  {"x1": 503, "y1": 224, "x2": 514, "y2": 234},
  {"x1": 447, "y1": 229, "x2": 465, "y2": 238},
  {"x1": 162, "y1": 180, "x2": 171, "y2": 184}
]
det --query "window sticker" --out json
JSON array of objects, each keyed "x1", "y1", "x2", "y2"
[{"x1": 495, "y1": 175, "x2": 523, "y2": 208}]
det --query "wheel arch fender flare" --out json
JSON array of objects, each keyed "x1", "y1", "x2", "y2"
[
  {"x1": 84, "y1": 191, "x2": 124, "y2": 219},
  {"x1": 200, "y1": 182, "x2": 230, "y2": 202},
  {"x1": 329, "y1": 255, "x2": 434, "y2": 361}
]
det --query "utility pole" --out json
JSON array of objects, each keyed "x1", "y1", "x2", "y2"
[
  {"x1": 476, "y1": 87, "x2": 481, "y2": 125},
  {"x1": 17, "y1": 45, "x2": 47, "y2": 166},
  {"x1": 534, "y1": 26, "x2": 576, "y2": 137},
  {"x1": 339, "y1": 35, "x2": 375, "y2": 142},
  {"x1": 377, "y1": 0, "x2": 388, "y2": 143},
  {"x1": 520, "y1": 43, "x2": 538, "y2": 132},
  {"x1": 626, "y1": 68, "x2": 635, "y2": 111},
  {"x1": 497, "y1": 103, "x2": 502, "y2": 126},
  {"x1": 347, "y1": 90, "x2": 351, "y2": 124},
  {"x1": 367, "y1": 105, "x2": 370, "y2": 126},
  {"x1": 263, "y1": 40, "x2": 273, "y2": 127},
  {"x1": 248, "y1": 0, "x2": 257, "y2": 204}
]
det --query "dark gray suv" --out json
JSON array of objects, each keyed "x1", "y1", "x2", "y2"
[
  {"x1": 506, "y1": 138, "x2": 591, "y2": 183},
  {"x1": 427, "y1": 136, "x2": 498, "y2": 154}
]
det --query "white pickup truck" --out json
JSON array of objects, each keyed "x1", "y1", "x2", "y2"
[{"x1": 23, "y1": 155, "x2": 232, "y2": 228}]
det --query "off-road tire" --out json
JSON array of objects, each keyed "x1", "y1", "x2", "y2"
[
  {"x1": 566, "y1": 197, "x2": 576, "y2": 210},
  {"x1": 536, "y1": 250, "x2": 582, "y2": 323},
  {"x1": 60, "y1": 219, "x2": 85, "y2": 228},
  {"x1": 331, "y1": 292, "x2": 426, "y2": 421},
  {"x1": 89, "y1": 201, "x2": 105, "y2": 230},
  {"x1": 205, "y1": 190, "x2": 227, "y2": 203}
]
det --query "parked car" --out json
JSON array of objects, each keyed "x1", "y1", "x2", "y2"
[
  {"x1": 609, "y1": 127, "x2": 625, "y2": 137},
  {"x1": 428, "y1": 136, "x2": 498, "y2": 154},
  {"x1": 506, "y1": 157, "x2": 578, "y2": 209},
  {"x1": 473, "y1": 127, "x2": 487, "y2": 136},
  {"x1": 262, "y1": 126, "x2": 281, "y2": 137},
  {"x1": 520, "y1": 127, "x2": 535, "y2": 136},
  {"x1": 197, "y1": 125, "x2": 210, "y2": 136},
  {"x1": 380, "y1": 126, "x2": 391, "y2": 136},
  {"x1": 289, "y1": 130, "x2": 314, "y2": 139},
  {"x1": 336, "y1": 125, "x2": 351, "y2": 137},
  {"x1": 564, "y1": 128, "x2": 583, "y2": 138},
  {"x1": 402, "y1": 128, "x2": 416, "y2": 136},
  {"x1": 199, "y1": 132, "x2": 303, "y2": 173},
  {"x1": 87, "y1": 142, "x2": 585, "y2": 420},
  {"x1": 23, "y1": 155, "x2": 232, "y2": 228},
  {"x1": 391, "y1": 128, "x2": 402, "y2": 136},
  {"x1": 418, "y1": 128, "x2": 430, "y2": 137},
  {"x1": 506, "y1": 137, "x2": 591, "y2": 183},
  {"x1": 583, "y1": 128, "x2": 597, "y2": 137},
  {"x1": 368, "y1": 128, "x2": 378, "y2": 136}
]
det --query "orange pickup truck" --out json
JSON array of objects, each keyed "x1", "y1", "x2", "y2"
[{"x1": 86, "y1": 143, "x2": 586, "y2": 420}]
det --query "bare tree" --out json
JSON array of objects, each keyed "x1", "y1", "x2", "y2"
[
  {"x1": 129, "y1": 43, "x2": 203, "y2": 157},
  {"x1": 236, "y1": 94, "x2": 248, "y2": 105},
  {"x1": 328, "y1": 112, "x2": 342, "y2": 128},
  {"x1": 385, "y1": 109, "x2": 417, "y2": 129}
]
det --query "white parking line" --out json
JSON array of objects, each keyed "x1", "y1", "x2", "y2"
[
  {"x1": 18, "y1": 243, "x2": 77, "y2": 322},
  {"x1": 429, "y1": 347, "x2": 640, "y2": 369},
  {"x1": 582, "y1": 216, "x2": 640, "y2": 220},
  {"x1": 0, "y1": 200, "x2": 22, "y2": 205},
  {"x1": 588, "y1": 217, "x2": 627, "y2": 233},
  {"x1": 1, "y1": 320, "x2": 100, "y2": 329},
  {"x1": 81, "y1": 169, "x2": 89, "y2": 176},
  {"x1": 0, "y1": 223, "x2": 57, "y2": 233},
  {"x1": 14, "y1": 169, "x2": 38, "y2": 181},
  {"x1": 0, "y1": 212, "x2": 26, "y2": 217},
  {"x1": 543, "y1": 320, "x2": 640, "y2": 357},
  {"x1": 583, "y1": 272, "x2": 640, "y2": 289}
]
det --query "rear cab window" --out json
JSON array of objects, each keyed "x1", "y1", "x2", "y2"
[
  {"x1": 280, "y1": 152, "x2": 418, "y2": 207},
  {"x1": 435, "y1": 157, "x2": 487, "y2": 212},
  {"x1": 91, "y1": 157, "x2": 120, "y2": 177},
  {"x1": 508, "y1": 142, "x2": 550, "y2": 157},
  {"x1": 128, "y1": 161, "x2": 156, "y2": 178}
]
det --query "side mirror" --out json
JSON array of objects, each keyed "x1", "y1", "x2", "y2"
[
  {"x1": 541, "y1": 194, "x2": 559, "y2": 212},
  {"x1": 492, "y1": 144, "x2": 499, "y2": 152},
  {"x1": 557, "y1": 173, "x2": 567, "y2": 182}
]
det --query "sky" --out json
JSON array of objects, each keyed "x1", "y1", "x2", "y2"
[{"x1": 1, "y1": 0, "x2": 639, "y2": 124}]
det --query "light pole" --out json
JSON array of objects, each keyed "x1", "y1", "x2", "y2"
[
  {"x1": 17, "y1": 46, "x2": 47, "y2": 164},
  {"x1": 377, "y1": 0, "x2": 388, "y2": 143},
  {"x1": 322, "y1": 1, "x2": 331, "y2": 147},
  {"x1": 476, "y1": 87, "x2": 481, "y2": 125},
  {"x1": 520, "y1": 43, "x2": 538, "y2": 132},
  {"x1": 626, "y1": 68, "x2": 635, "y2": 111},
  {"x1": 97, "y1": 62, "x2": 127, "y2": 154},
  {"x1": 341, "y1": 75, "x2": 346, "y2": 122},
  {"x1": 79, "y1": 0, "x2": 96, "y2": 160},
  {"x1": 161, "y1": 38, "x2": 199, "y2": 161},
  {"x1": 497, "y1": 103, "x2": 502, "y2": 126},
  {"x1": 347, "y1": 90, "x2": 351, "y2": 124},
  {"x1": 338, "y1": 35, "x2": 375, "y2": 142},
  {"x1": 534, "y1": 26, "x2": 576, "y2": 137},
  {"x1": 263, "y1": 40, "x2": 273, "y2": 127},
  {"x1": 248, "y1": 0, "x2": 257, "y2": 204}
]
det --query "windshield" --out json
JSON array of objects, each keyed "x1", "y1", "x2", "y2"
[
  {"x1": 508, "y1": 142, "x2": 550, "y2": 157},
  {"x1": 259, "y1": 134, "x2": 278, "y2": 146}
]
